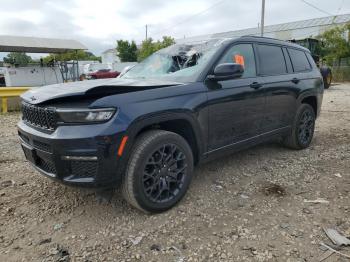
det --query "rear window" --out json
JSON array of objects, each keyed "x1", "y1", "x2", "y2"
[
  {"x1": 257, "y1": 45, "x2": 287, "y2": 75},
  {"x1": 288, "y1": 48, "x2": 311, "y2": 72}
]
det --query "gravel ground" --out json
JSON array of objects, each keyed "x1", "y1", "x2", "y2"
[{"x1": 0, "y1": 83, "x2": 349, "y2": 262}]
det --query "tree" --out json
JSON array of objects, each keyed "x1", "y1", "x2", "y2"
[
  {"x1": 317, "y1": 22, "x2": 350, "y2": 65},
  {"x1": 42, "y1": 50, "x2": 101, "y2": 63},
  {"x1": 137, "y1": 36, "x2": 175, "y2": 61},
  {"x1": 116, "y1": 40, "x2": 137, "y2": 62},
  {"x1": 3, "y1": 52, "x2": 32, "y2": 65}
]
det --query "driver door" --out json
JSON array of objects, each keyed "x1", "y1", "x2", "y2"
[{"x1": 206, "y1": 43, "x2": 266, "y2": 151}]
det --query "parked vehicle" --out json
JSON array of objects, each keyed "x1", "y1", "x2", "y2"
[
  {"x1": 18, "y1": 36, "x2": 324, "y2": 213},
  {"x1": 86, "y1": 69, "x2": 120, "y2": 79}
]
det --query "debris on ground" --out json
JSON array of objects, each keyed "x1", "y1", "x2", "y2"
[
  {"x1": 150, "y1": 244, "x2": 161, "y2": 251},
  {"x1": 303, "y1": 198, "x2": 330, "y2": 204},
  {"x1": 130, "y1": 236, "x2": 143, "y2": 246},
  {"x1": 262, "y1": 183, "x2": 286, "y2": 196},
  {"x1": 319, "y1": 242, "x2": 350, "y2": 260},
  {"x1": 323, "y1": 228, "x2": 350, "y2": 246},
  {"x1": 318, "y1": 228, "x2": 350, "y2": 261},
  {"x1": 53, "y1": 223, "x2": 63, "y2": 231},
  {"x1": 0, "y1": 180, "x2": 14, "y2": 189}
]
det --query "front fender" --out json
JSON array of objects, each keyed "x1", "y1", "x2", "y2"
[
  {"x1": 127, "y1": 110, "x2": 205, "y2": 154},
  {"x1": 114, "y1": 110, "x2": 207, "y2": 178}
]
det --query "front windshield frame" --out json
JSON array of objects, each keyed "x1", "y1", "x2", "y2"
[{"x1": 121, "y1": 39, "x2": 228, "y2": 82}]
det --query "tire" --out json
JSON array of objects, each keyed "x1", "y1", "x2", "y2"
[
  {"x1": 283, "y1": 104, "x2": 316, "y2": 150},
  {"x1": 122, "y1": 130, "x2": 194, "y2": 213}
]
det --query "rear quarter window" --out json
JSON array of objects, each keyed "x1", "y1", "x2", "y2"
[
  {"x1": 257, "y1": 44, "x2": 287, "y2": 75},
  {"x1": 288, "y1": 48, "x2": 311, "y2": 72},
  {"x1": 305, "y1": 52, "x2": 318, "y2": 69}
]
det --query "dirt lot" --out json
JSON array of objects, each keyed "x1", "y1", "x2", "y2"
[{"x1": 0, "y1": 83, "x2": 349, "y2": 262}]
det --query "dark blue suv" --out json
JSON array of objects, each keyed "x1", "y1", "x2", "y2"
[{"x1": 18, "y1": 36, "x2": 324, "y2": 213}]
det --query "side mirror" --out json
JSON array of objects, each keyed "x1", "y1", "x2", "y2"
[{"x1": 207, "y1": 63, "x2": 244, "y2": 81}]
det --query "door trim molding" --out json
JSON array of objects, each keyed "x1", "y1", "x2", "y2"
[{"x1": 204, "y1": 126, "x2": 290, "y2": 155}]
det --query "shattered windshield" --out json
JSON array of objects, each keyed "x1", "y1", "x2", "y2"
[{"x1": 121, "y1": 39, "x2": 225, "y2": 82}]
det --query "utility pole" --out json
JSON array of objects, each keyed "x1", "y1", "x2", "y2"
[
  {"x1": 261, "y1": 0, "x2": 265, "y2": 36},
  {"x1": 145, "y1": 24, "x2": 148, "y2": 41}
]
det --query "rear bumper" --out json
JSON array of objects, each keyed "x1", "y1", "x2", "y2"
[{"x1": 17, "y1": 120, "x2": 126, "y2": 188}]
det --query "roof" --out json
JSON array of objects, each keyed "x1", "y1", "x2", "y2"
[
  {"x1": 0, "y1": 35, "x2": 87, "y2": 53},
  {"x1": 177, "y1": 13, "x2": 350, "y2": 44},
  {"x1": 238, "y1": 36, "x2": 310, "y2": 51}
]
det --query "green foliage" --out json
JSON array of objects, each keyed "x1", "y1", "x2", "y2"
[
  {"x1": 317, "y1": 23, "x2": 350, "y2": 65},
  {"x1": 42, "y1": 50, "x2": 101, "y2": 64},
  {"x1": 116, "y1": 40, "x2": 137, "y2": 62},
  {"x1": 3, "y1": 52, "x2": 32, "y2": 65},
  {"x1": 137, "y1": 36, "x2": 175, "y2": 61}
]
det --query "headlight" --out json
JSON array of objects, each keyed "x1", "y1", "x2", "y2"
[{"x1": 56, "y1": 108, "x2": 116, "y2": 124}]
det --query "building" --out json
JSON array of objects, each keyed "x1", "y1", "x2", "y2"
[
  {"x1": 101, "y1": 48, "x2": 121, "y2": 65},
  {"x1": 177, "y1": 14, "x2": 350, "y2": 44}
]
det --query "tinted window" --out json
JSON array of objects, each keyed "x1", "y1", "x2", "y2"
[
  {"x1": 218, "y1": 44, "x2": 256, "y2": 78},
  {"x1": 288, "y1": 48, "x2": 311, "y2": 72},
  {"x1": 257, "y1": 45, "x2": 287, "y2": 75},
  {"x1": 305, "y1": 52, "x2": 317, "y2": 69}
]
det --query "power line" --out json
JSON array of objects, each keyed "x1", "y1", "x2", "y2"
[
  {"x1": 300, "y1": 0, "x2": 333, "y2": 16},
  {"x1": 152, "y1": 0, "x2": 227, "y2": 37}
]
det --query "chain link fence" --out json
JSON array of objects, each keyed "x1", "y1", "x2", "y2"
[{"x1": 331, "y1": 57, "x2": 350, "y2": 82}]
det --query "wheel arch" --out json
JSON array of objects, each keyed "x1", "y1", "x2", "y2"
[
  {"x1": 297, "y1": 89, "x2": 320, "y2": 118},
  {"x1": 122, "y1": 112, "x2": 205, "y2": 169}
]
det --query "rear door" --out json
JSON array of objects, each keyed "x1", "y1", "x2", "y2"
[
  {"x1": 255, "y1": 44, "x2": 297, "y2": 133},
  {"x1": 206, "y1": 43, "x2": 266, "y2": 151}
]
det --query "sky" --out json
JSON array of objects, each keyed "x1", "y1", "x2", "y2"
[{"x1": 0, "y1": 0, "x2": 349, "y2": 58}]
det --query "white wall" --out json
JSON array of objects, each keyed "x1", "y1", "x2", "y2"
[{"x1": 4, "y1": 66, "x2": 63, "y2": 87}]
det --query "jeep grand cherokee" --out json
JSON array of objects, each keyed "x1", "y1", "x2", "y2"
[{"x1": 18, "y1": 36, "x2": 323, "y2": 213}]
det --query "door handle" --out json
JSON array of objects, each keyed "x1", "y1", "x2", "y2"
[
  {"x1": 291, "y1": 78, "x2": 300, "y2": 84},
  {"x1": 250, "y1": 82, "x2": 262, "y2": 89}
]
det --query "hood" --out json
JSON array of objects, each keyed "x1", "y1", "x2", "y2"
[{"x1": 21, "y1": 78, "x2": 184, "y2": 104}]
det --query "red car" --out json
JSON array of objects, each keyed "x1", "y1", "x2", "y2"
[{"x1": 87, "y1": 69, "x2": 120, "y2": 79}]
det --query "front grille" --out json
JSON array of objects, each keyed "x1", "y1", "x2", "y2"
[
  {"x1": 71, "y1": 161, "x2": 98, "y2": 178},
  {"x1": 21, "y1": 102, "x2": 56, "y2": 131}
]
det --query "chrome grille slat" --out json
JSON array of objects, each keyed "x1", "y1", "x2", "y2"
[{"x1": 21, "y1": 102, "x2": 57, "y2": 131}]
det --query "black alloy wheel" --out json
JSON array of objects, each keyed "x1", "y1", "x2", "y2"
[
  {"x1": 283, "y1": 104, "x2": 316, "y2": 150},
  {"x1": 142, "y1": 144, "x2": 187, "y2": 203},
  {"x1": 297, "y1": 109, "x2": 315, "y2": 146}
]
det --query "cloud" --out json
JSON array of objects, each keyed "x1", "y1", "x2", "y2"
[{"x1": 0, "y1": 0, "x2": 349, "y2": 56}]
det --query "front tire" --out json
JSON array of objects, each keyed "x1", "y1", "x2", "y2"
[
  {"x1": 122, "y1": 130, "x2": 194, "y2": 213},
  {"x1": 283, "y1": 104, "x2": 316, "y2": 150}
]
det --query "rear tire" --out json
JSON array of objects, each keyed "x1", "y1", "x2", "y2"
[
  {"x1": 122, "y1": 130, "x2": 194, "y2": 213},
  {"x1": 283, "y1": 104, "x2": 315, "y2": 150}
]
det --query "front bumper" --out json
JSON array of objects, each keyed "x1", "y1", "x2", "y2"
[{"x1": 18, "y1": 120, "x2": 126, "y2": 187}]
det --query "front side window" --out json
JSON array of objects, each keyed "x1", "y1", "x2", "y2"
[
  {"x1": 217, "y1": 44, "x2": 256, "y2": 78},
  {"x1": 257, "y1": 44, "x2": 287, "y2": 75},
  {"x1": 288, "y1": 48, "x2": 311, "y2": 72}
]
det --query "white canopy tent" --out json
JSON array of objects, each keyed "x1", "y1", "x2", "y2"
[{"x1": 0, "y1": 35, "x2": 87, "y2": 53}]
